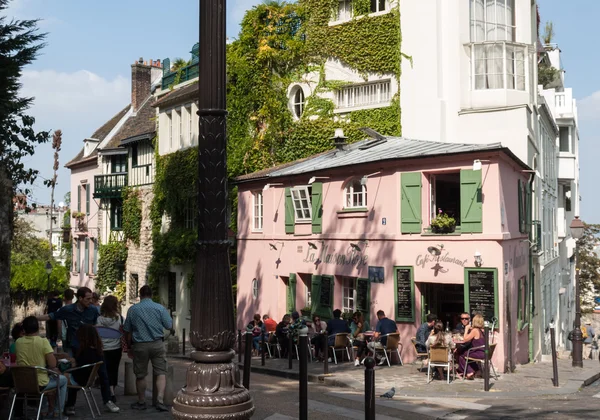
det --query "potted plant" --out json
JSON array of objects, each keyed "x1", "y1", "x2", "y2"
[
  {"x1": 72, "y1": 211, "x2": 87, "y2": 231},
  {"x1": 430, "y1": 212, "x2": 456, "y2": 234},
  {"x1": 300, "y1": 306, "x2": 311, "y2": 317}
]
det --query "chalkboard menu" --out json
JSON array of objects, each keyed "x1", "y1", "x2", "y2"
[
  {"x1": 356, "y1": 278, "x2": 369, "y2": 312},
  {"x1": 466, "y1": 269, "x2": 498, "y2": 322},
  {"x1": 320, "y1": 276, "x2": 332, "y2": 307},
  {"x1": 394, "y1": 267, "x2": 414, "y2": 322}
]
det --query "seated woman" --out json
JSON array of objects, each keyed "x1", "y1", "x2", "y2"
[
  {"x1": 246, "y1": 313, "x2": 265, "y2": 356},
  {"x1": 426, "y1": 320, "x2": 455, "y2": 379},
  {"x1": 275, "y1": 314, "x2": 291, "y2": 358},
  {"x1": 309, "y1": 315, "x2": 327, "y2": 361},
  {"x1": 350, "y1": 311, "x2": 370, "y2": 367},
  {"x1": 456, "y1": 314, "x2": 485, "y2": 379}
]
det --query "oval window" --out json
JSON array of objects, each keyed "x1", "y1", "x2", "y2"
[{"x1": 252, "y1": 278, "x2": 259, "y2": 299}]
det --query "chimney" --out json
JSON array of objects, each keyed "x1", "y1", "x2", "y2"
[
  {"x1": 131, "y1": 58, "x2": 152, "y2": 112},
  {"x1": 331, "y1": 128, "x2": 348, "y2": 151}
]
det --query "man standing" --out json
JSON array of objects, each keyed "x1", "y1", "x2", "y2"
[
  {"x1": 584, "y1": 321, "x2": 595, "y2": 359},
  {"x1": 454, "y1": 312, "x2": 470, "y2": 334},
  {"x1": 45, "y1": 290, "x2": 62, "y2": 350},
  {"x1": 124, "y1": 285, "x2": 173, "y2": 412},
  {"x1": 367, "y1": 310, "x2": 398, "y2": 365},
  {"x1": 416, "y1": 313, "x2": 437, "y2": 354}
]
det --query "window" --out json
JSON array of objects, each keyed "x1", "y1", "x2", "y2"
[
  {"x1": 168, "y1": 272, "x2": 176, "y2": 312},
  {"x1": 291, "y1": 186, "x2": 312, "y2": 222},
  {"x1": 252, "y1": 191, "x2": 263, "y2": 231},
  {"x1": 177, "y1": 109, "x2": 183, "y2": 148},
  {"x1": 430, "y1": 173, "x2": 461, "y2": 224},
  {"x1": 370, "y1": 0, "x2": 385, "y2": 13},
  {"x1": 336, "y1": 80, "x2": 391, "y2": 110},
  {"x1": 187, "y1": 106, "x2": 193, "y2": 145},
  {"x1": 559, "y1": 126, "x2": 570, "y2": 152},
  {"x1": 184, "y1": 197, "x2": 197, "y2": 229},
  {"x1": 130, "y1": 273, "x2": 139, "y2": 300},
  {"x1": 337, "y1": 0, "x2": 352, "y2": 21},
  {"x1": 168, "y1": 112, "x2": 173, "y2": 149},
  {"x1": 252, "y1": 278, "x2": 259, "y2": 299},
  {"x1": 342, "y1": 278, "x2": 355, "y2": 313},
  {"x1": 517, "y1": 276, "x2": 529, "y2": 330},
  {"x1": 345, "y1": 180, "x2": 367, "y2": 208},
  {"x1": 472, "y1": 43, "x2": 526, "y2": 90},
  {"x1": 292, "y1": 87, "x2": 305, "y2": 119},
  {"x1": 131, "y1": 144, "x2": 138, "y2": 167},
  {"x1": 470, "y1": 0, "x2": 516, "y2": 42},
  {"x1": 111, "y1": 155, "x2": 127, "y2": 173},
  {"x1": 75, "y1": 240, "x2": 80, "y2": 272},
  {"x1": 85, "y1": 184, "x2": 90, "y2": 215},
  {"x1": 110, "y1": 198, "x2": 123, "y2": 230}
]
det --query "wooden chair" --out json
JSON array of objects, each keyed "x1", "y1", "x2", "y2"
[
  {"x1": 65, "y1": 361, "x2": 104, "y2": 419},
  {"x1": 8, "y1": 366, "x2": 62, "y2": 420},
  {"x1": 411, "y1": 337, "x2": 428, "y2": 371},
  {"x1": 427, "y1": 346, "x2": 455, "y2": 384},
  {"x1": 373, "y1": 333, "x2": 403, "y2": 367},
  {"x1": 328, "y1": 333, "x2": 351, "y2": 364},
  {"x1": 463, "y1": 343, "x2": 499, "y2": 380}
]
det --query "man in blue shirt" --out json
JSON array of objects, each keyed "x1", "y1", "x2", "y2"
[
  {"x1": 124, "y1": 285, "x2": 173, "y2": 412},
  {"x1": 326, "y1": 309, "x2": 351, "y2": 346},
  {"x1": 416, "y1": 313, "x2": 437, "y2": 354},
  {"x1": 367, "y1": 310, "x2": 398, "y2": 365}
]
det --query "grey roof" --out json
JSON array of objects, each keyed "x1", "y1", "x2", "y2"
[{"x1": 235, "y1": 137, "x2": 528, "y2": 182}]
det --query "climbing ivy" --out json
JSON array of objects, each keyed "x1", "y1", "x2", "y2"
[
  {"x1": 96, "y1": 242, "x2": 127, "y2": 294},
  {"x1": 122, "y1": 187, "x2": 142, "y2": 246}
]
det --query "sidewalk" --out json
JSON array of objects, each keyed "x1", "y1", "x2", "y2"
[{"x1": 225, "y1": 353, "x2": 600, "y2": 399}]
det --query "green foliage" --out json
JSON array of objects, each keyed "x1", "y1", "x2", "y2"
[
  {"x1": 114, "y1": 281, "x2": 126, "y2": 306},
  {"x1": 538, "y1": 62, "x2": 558, "y2": 89},
  {"x1": 122, "y1": 187, "x2": 142, "y2": 246},
  {"x1": 96, "y1": 242, "x2": 127, "y2": 294},
  {"x1": 149, "y1": 227, "x2": 196, "y2": 279},
  {"x1": 578, "y1": 224, "x2": 600, "y2": 310},
  {"x1": 11, "y1": 260, "x2": 68, "y2": 292},
  {"x1": 430, "y1": 213, "x2": 456, "y2": 233}
]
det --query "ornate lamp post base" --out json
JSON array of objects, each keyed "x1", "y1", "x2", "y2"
[{"x1": 172, "y1": 335, "x2": 254, "y2": 419}]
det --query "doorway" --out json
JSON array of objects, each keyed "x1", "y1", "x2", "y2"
[{"x1": 419, "y1": 283, "x2": 464, "y2": 329}]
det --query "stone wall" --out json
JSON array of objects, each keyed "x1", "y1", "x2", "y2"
[
  {"x1": 125, "y1": 186, "x2": 154, "y2": 308},
  {"x1": 12, "y1": 299, "x2": 46, "y2": 331}
]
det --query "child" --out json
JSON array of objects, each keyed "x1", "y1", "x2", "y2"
[{"x1": 9, "y1": 322, "x2": 24, "y2": 356}]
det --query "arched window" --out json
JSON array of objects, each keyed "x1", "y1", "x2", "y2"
[
  {"x1": 345, "y1": 180, "x2": 367, "y2": 208},
  {"x1": 252, "y1": 278, "x2": 259, "y2": 299},
  {"x1": 292, "y1": 87, "x2": 305, "y2": 118}
]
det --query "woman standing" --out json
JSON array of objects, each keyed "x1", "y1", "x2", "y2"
[
  {"x1": 350, "y1": 312, "x2": 370, "y2": 366},
  {"x1": 457, "y1": 314, "x2": 485, "y2": 379},
  {"x1": 97, "y1": 295, "x2": 123, "y2": 402}
]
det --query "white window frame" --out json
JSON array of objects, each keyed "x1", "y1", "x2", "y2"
[
  {"x1": 167, "y1": 112, "x2": 173, "y2": 150},
  {"x1": 470, "y1": 0, "x2": 516, "y2": 43},
  {"x1": 370, "y1": 0, "x2": 386, "y2": 13},
  {"x1": 337, "y1": 0, "x2": 353, "y2": 22},
  {"x1": 186, "y1": 105, "x2": 193, "y2": 146},
  {"x1": 336, "y1": 80, "x2": 391, "y2": 110},
  {"x1": 345, "y1": 180, "x2": 367, "y2": 209},
  {"x1": 292, "y1": 87, "x2": 305, "y2": 119},
  {"x1": 470, "y1": 42, "x2": 526, "y2": 91},
  {"x1": 177, "y1": 109, "x2": 183, "y2": 148},
  {"x1": 342, "y1": 278, "x2": 355, "y2": 313},
  {"x1": 252, "y1": 191, "x2": 263, "y2": 232},
  {"x1": 252, "y1": 278, "x2": 259, "y2": 299},
  {"x1": 291, "y1": 186, "x2": 312, "y2": 222}
]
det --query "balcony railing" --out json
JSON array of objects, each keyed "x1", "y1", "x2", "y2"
[
  {"x1": 161, "y1": 43, "x2": 199, "y2": 90},
  {"x1": 93, "y1": 173, "x2": 128, "y2": 199}
]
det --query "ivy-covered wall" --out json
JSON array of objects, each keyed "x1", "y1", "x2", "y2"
[{"x1": 96, "y1": 241, "x2": 127, "y2": 294}]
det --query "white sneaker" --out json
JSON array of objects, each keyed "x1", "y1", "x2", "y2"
[
  {"x1": 105, "y1": 401, "x2": 120, "y2": 413},
  {"x1": 377, "y1": 358, "x2": 387, "y2": 366},
  {"x1": 360, "y1": 358, "x2": 365, "y2": 365},
  {"x1": 354, "y1": 359, "x2": 360, "y2": 366}
]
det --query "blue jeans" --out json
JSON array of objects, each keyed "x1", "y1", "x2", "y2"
[
  {"x1": 44, "y1": 374, "x2": 68, "y2": 414},
  {"x1": 252, "y1": 335, "x2": 262, "y2": 351}
]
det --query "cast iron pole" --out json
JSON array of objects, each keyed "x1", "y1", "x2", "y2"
[
  {"x1": 172, "y1": 1, "x2": 254, "y2": 418},
  {"x1": 572, "y1": 241, "x2": 583, "y2": 368}
]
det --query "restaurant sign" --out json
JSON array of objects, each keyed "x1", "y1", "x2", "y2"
[
  {"x1": 303, "y1": 243, "x2": 368, "y2": 269},
  {"x1": 415, "y1": 245, "x2": 467, "y2": 276}
]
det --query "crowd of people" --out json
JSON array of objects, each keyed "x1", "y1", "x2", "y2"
[{"x1": 0, "y1": 285, "x2": 173, "y2": 419}]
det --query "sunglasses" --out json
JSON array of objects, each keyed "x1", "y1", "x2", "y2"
[{"x1": 461, "y1": 317, "x2": 470, "y2": 320}]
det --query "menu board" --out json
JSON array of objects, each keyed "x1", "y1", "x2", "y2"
[
  {"x1": 356, "y1": 278, "x2": 369, "y2": 312},
  {"x1": 394, "y1": 267, "x2": 414, "y2": 322},
  {"x1": 320, "y1": 276, "x2": 332, "y2": 307},
  {"x1": 466, "y1": 269, "x2": 498, "y2": 322}
]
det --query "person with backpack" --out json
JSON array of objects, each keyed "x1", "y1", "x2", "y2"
[
  {"x1": 97, "y1": 295, "x2": 123, "y2": 402},
  {"x1": 583, "y1": 321, "x2": 595, "y2": 359}
]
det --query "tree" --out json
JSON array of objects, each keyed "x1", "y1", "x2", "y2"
[
  {"x1": 0, "y1": 0, "x2": 49, "y2": 351},
  {"x1": 578, "y1": 223, "x2": 600, "y2": 311}
]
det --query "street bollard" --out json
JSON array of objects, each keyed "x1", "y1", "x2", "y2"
[
  {"x1": 243, "y1": 331, "x2": 252, "y2": 390},
  {"x1": 364, "y1": 357, "x2": 376, "y2": 420},
  {"x1": 550, "y1": 325, "x2": 559, "y2": 387},
  {"x1": 238, "y1": 329, "x2": 242, "y2": 363},
  {"x1": 182, "y1": 328, "x2": 186, "y2": 355},
  {"x1": 299, "y1": 328, "x2": 308, "y2": 420},
  {"x1": 484, "y1": 324, "x2": 490, "y2": 392},
  {"x1": 322, "y1": 331, "x2": 329, "y2": 375},
  {"x1": 261, "y1": 330, "x2": 266, "y2": 366},
  {"x1": 288, "y1": 334, "x2": 293, "y2": 370}
]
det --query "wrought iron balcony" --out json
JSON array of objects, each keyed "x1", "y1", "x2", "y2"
[
  {"x1": 161, "y1": 43, "x2": 199, "y2": 90},
  {"x1": 93, "y1": 173, "x2": 128, "y2": 199}
]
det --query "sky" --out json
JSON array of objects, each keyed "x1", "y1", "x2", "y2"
[{"x1": 5, "y1": 0, "x2": 600, "y2": 223}]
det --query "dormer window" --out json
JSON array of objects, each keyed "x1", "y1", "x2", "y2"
[{"x1": 345, "y1": 180, "x2": 367, "y2": 209}]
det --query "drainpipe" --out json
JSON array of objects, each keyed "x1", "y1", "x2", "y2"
[{"x1": 528, "y1": 172, "x2": 536, "y2": 362}]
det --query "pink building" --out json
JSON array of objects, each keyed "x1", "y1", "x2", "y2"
[{"x1": 236, "y1": 135, "x2": 533, "y2": 371}]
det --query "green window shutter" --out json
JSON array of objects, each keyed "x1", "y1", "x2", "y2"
[
  {"x1": 77, "y1": 185, "x2": 81, "y2": 212},
  {"x1": 93, "y1": 242, "x2": 98, "y2": 274},
  {"x1": 525, "y1": 181, "x2": 532, "y2": 234},
  {"x1": 355, "y1": 278, "x2": 371, "y2": 324},
  {"x1": 517, "y1": 180, "x2": 524, "y2": 233},
  {"x1": 86, "y1": 184, "x2": 90, "y2": 215},
  {"x1": 311, "y1": 182, "x2": 323, "y2": 234},
  {"x1": 401, "y1": 172, "x2": 422, "y2": 233},
  {"x1": 311, "y1": 275, "x2": 333, "y2": 320},
  {"x1": 84, "y1": 238, "x2": 89, "y2": 274},
  {"x1": 287, "y1": 274, "x2": 297, "y2": 313},
  {"x1": 284, "y1": 187, "x2": 295, "y2": 234},
  {"x1": 76, "y1": 240, "x2": 81, "y2": 272},
  {"x1": 460, "y1": 169, "x2": 483, "y2": 233},
  {"x1": 310, "y1": 275, "x2": 321, "y2": 315}
]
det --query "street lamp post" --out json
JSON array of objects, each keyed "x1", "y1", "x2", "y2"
[
  {"x1": 171, "y1": 0, "x2": 254, "y2": 418},
  {"x1": 570, "y1": 216, "x2": 585, "y2": 368},
  {"x1": 45, "y1": 261, "x2": 53, "y2": 293}
]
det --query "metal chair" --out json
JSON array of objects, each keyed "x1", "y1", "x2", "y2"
[
  {"x1": 411, "y1": 336, "x2": 428, "y2": 371},
  {"x1": 328, "y1": 333, "x2": 351, "y2": 364},
  {"x1": 372, "y1": 333, "x2": 403, "y2": 367},
  {"x1": 427, "y1": 346, "x2": 455, "y2": 384},
  {"x1": 295, "y1": 342, "x2": 313, "y2": 362},
  {"x1": 8, "y1": 366, "x2": 63, "y2": 420},
  {"x1": 266, "y1": 332, "x2": 281, "y2": 358},
  {"x1": 463, "y1": 342, "x2": 498, "y2": 380},
  {"x1": 64, "y1": 361, "x2": 104, "y2": 419}
]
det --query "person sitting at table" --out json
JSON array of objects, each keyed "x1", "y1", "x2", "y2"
[
  {"x1": 456, "y1": 314, "x2": 486, "y2": 379},
  {"x1": 275, "y1": 314, "x2": 291, "y2": 357},
  {"x1": 367, "y1": 310, "x2": 398, "y2": 366},
  {"x1": 350, "y1": 311, "x2": 370, "y2": 366},
  {"x1": 326, "y1": 309, "x2": 351, "y2": 346},
  {"x1": 246, "y1": 313, "x2": 265, "y2": 356},
  {"x1": 288, "y1": 311, "x2": 306, "y2": 344},
  {"x1": 416, "y1": 313, "x2": 437, "y2": 354},
  {"x1": 9, "y1": 322, "x2": 24, "y2": 356},
  {"x1": 454, "y1": 312, "x2": 470, "y2": 334},
  {"x1": 309, "y1": 315, "x2": 327, "y2": 361},
  {"x1": 263, "y1": 314, "x2": 277, "y2": 333},
  {"x1": 426, "y1": 320, "x2": 455, "y2": 380}
]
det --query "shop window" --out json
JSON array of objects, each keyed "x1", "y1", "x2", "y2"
[
  {"x1": 345, "y1": 180, "x2": 367, "y2": 209},
  {"x1": 291, "y1": 186, "x2": 312, "y2": 222},
  {"x1": 252, "y1": 278, "x2": 259, "y2": 299},
  {"x1": 430, "y1": 173, "x2": 461, "y2": 224},
  {"x1": 252, "y1": 191, "x2": 263, "y2": 231},
  {"x1": 342, "y1": 278, "x2": 355, "y2": 313}
]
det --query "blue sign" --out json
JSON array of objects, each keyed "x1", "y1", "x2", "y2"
[{"x1": 368, "y1": 266, "x2": 384, "y2": 283}]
